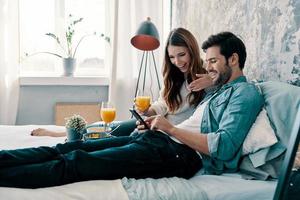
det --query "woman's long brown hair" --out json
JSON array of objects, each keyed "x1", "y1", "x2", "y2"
[{"x1": 162, "y1": 28, "x2": 206, "y2": 112}]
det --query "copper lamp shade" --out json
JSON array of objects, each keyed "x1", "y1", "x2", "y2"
[
  {"x1": 131, "y1": 17, "x2": 161, "y2": 100},
  {"x1": 131, "y1": 17, "x2": 160, "y2": 51}
]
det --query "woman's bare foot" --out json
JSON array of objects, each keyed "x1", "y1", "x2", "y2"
[{"x1": 31, "y1": 128, "x2": 66, "y2": 137}]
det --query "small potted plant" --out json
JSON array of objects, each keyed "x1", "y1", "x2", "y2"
[
  {"x1": 65, "y1": 114, "x2": 87, "y2": 142},
  {"x1": 26, "y1": 14, "x2": 110, "y2": 76}
]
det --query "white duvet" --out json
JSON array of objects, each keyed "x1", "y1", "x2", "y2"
[
  {"x1": 0, "y1": 125, "x2": 129, "y2": 200},
  {"x1": 0, "y1": 125, "x2": 277, "y2": 200}
]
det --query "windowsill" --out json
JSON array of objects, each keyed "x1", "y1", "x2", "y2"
[{"x1": 19, "y1": 76, "x2": 109, "y2": 86}]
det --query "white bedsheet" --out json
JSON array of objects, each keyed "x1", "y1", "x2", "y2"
[
  {"x1": 122, "y1": 171, "x2": 277, "y2": 200},
  {"x1": 0, "y1": 125, "x2": 66, "y2": 150},
  {"x1": 0, "y1": 125, "x2": 129, "y2": 200},
  {"x1": 190, "y1": 170, "x2": 277, "y2": 200},
  {"x1": 0, "y1": 125, "x2": 278, "y2": 200}
]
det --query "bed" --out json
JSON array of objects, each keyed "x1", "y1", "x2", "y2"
[
  {"x1": 0, "y1": 125, "x2": 129, "y2": 200},
  {"x1": 0, "y1": 125, "x2": 276, "y2": 200},
  {"x1": 1, "y1": 81, "x2": 299, "y2": 200}
]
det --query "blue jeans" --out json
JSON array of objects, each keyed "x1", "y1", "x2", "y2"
[
  {"x1": 0, "y1": 131, "x2": 202, "y2": 188},
  {"x1": 110, "y1": 118, "x2": 137, "y2": 136}
]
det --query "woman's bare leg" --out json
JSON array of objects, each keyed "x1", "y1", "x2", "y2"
[{"x1": 31, "y1": 128, "x2": 66, "y2": 137}]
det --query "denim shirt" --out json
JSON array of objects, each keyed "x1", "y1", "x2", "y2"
[{"x1": 200, "y1": 76, "x2": 264, "y2": 174}]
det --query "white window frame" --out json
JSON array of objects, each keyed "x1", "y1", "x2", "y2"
[{"x1": 19, "y1": 0, "x2": 110, "y2": 78}]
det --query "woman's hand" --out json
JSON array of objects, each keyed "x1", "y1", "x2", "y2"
[
  {"x1": 188, "y1": 74, "x2": 213, "y2": 92},
  {"x1": 135, "y1": 106, "x2": 156, "y2": 117},
  {"x1": 135, "y1": 106, "x2": 150, "y2": 116}
]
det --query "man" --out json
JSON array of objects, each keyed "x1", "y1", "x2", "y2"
[
  {"x1": 145, "y1": 31, "x2": 263, "y2": 174},
  {"x1": 0, "y1": 32, "x2": 263, "y2": 188}
]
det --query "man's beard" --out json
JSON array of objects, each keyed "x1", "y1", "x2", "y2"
[{"x1": 213, "y1": 64, "x2": 232, "y2": 87}]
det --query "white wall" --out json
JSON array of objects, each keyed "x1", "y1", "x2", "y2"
[{"x1": 17, "y1": 85, "x2": 108, "y2": 125}]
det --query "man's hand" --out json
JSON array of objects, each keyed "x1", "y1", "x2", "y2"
[
  {"x1": 136, "y1": 118, "x2": 151, "y2": 132},
  {"x1": 144, "y1": 115, "x2": 175, "y2": 133},
  {"x1": 138, "y1": 115, "x2": 210, "y2": 155},
  {"x1": 188, "y1": 74, "x2": 213, "y2": 92}
]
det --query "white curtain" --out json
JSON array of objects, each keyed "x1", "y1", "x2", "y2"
[
  {"x1": 108, "y1": 0, "x2": 164, "y2": 120},
  {"x1": 0, "y1": 0, "x2": 20, "y2": 125}
]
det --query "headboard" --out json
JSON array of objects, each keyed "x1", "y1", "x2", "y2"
[{"x1": 55, "y1": 102, "x2": 101, "y2": 126}]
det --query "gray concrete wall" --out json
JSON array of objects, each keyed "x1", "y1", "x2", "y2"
[
  {"x1": 16, "y1": 85, "x2": 108, "y2": 125},
  {"x1": 171, "y1": 0, "x2": 300, "y2": 86}
]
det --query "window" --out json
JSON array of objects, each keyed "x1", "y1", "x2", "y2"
[{"x1": 19, "y1": 0, "x2": 109, "y2": 77}]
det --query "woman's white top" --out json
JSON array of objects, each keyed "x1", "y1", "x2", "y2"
[{"x1": 151, "y1": 81, "x2": 195, "y2": 125}]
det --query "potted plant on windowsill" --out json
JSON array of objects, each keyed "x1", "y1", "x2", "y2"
[{"x1": 26, "y1": 14, "x2": 110, "y2": 76}]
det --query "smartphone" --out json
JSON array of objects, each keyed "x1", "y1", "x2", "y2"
[{"x1": 129, "y1": 109, "x2": 150, "y2": 129}]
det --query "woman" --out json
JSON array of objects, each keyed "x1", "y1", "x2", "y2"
[
  {"x1": 31, "y1": 28, "x2": 212, "y2": 137},
  {"x1": 140, "y1": 27, "x2": 211, "y2": 125}
]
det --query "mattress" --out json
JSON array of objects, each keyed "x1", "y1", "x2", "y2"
[{"x1": 0, "y1": 125, "x2": 277, "y2": 200}]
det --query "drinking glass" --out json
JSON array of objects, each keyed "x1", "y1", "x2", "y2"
[
  {"x1": 100, "y1": 101, "x2": 116, "y2": 132},
  {"x1": 135, "y1": 90, "x2": 151, "y2": 112}
]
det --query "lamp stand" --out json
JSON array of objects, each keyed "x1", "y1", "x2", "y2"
[{"x1": 134, "y1": 51, "x2": 161, "y2": 98}]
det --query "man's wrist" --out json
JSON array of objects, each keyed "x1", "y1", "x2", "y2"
[{"x1": 168, "y1": 126, "x2": 178, "y2": 136}]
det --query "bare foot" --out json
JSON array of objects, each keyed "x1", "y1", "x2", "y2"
[{"x1": 31, "y1": 128, "x2": 66, "y2": 137}]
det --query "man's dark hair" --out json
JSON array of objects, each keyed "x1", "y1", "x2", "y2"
[{"x1": 201, "y1": 32, "x2": 247, "y2": 69}]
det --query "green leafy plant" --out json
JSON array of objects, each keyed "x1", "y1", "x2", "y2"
[
  {"x1": 26, "y1": 14, "x2": 110, "y2": 59},
  {"x1": 65, "y1": 114, "x2": 87, "y2": 133}
]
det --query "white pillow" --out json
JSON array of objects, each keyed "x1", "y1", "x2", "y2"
[{"x1": 242, "y1": 109, "x2": 278, "y2": 155}]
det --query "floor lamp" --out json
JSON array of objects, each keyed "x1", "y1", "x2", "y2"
[{"x1": 130, "y1": 17, "x2": 161, "y2": 98}]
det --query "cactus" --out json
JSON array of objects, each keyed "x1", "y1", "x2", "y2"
[{"x1": 65, "y1": 114, "x2": 87, "y2": 134}]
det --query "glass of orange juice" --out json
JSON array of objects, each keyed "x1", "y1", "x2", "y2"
[
  {"x1": 100, "y1": 101, "x2": 116, "y2": 132},
  {"x1": 135, "y1": 90, "x2": 151, "y2": 112}
]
